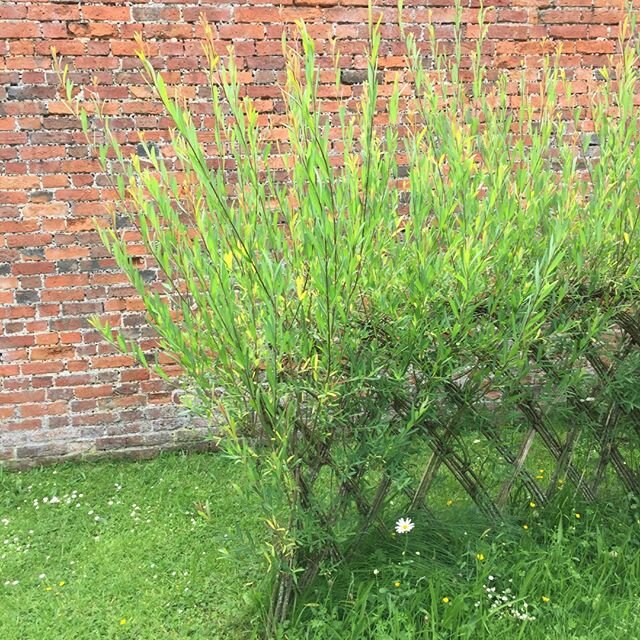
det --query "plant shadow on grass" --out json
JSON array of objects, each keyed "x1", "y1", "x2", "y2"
[{"x1": 282, "y1": 489, "x2": 640, "y2": 640}]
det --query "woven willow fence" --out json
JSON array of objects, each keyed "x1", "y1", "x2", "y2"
[{"x1": 389, "y1": 311, "x2": 640, "y2": 520}]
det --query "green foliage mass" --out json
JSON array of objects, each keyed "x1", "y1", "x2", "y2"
[{"x1": 58, "y1": 6, "x2": 640, "y2": 632}]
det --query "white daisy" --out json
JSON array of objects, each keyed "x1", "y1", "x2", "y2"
[{"x1": 395, "y1": 517, "x2": 415, "y2": 534}]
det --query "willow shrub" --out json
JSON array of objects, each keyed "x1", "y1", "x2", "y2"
[{"x1": 59, "y1": 10, "x2": 640, "y2": 632}]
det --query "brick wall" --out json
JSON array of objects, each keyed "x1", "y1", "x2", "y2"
[{"x1": 0, "y1": 0, "x2": 628, "y2": 466}]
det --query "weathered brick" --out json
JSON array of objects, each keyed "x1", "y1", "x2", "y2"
[
  {"x1": 27, "y1": 5, "x2": 81, "y2": 21},
  {"x1": 23, "y1": 202, "x2": 68, "y2": 217},
  {"x1": 81, "y1": 6, "x2": 131, "y2": 22},
  {"x1": 0, "y1": 22, "x2": 39, "y2": 38},
  {"x1": 30, "y1": 346, "x2": 75, "y2": 361},
  {"x1": 20, "y1": 401, "x2": 67, "y2": 418},
  {"x1": 67, "y1": 22, "x2": 117, "y2": 39}
]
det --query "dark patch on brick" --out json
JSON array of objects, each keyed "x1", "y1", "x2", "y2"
[
  {"x1": 340, "y1": 69, "x2": 384, "y2": 85},
  {"x1": 139, "y1": 269, "x2": 156, "y2": 283},
  {"x1": 340, "y1": 69, "x2": 368, "y2": 85},
  {"x1": 123, "y1": 314, "x2": 146, "y2": 327},
  {"x1": 21, "y1": 247, "x2": 45, "y2": 258},
  {"x1": 16, "y1": 290, "x2": 40, "y2": 304},
  {"x1": 595, "y1": 68, "x2": 616, "y2": 81},
  {"x1": 136, "y1": 141, "x2": 160, "y2": 159},
  {"x1": 82, "y1": 258, "x2": 103, "y2": 273},
  {"x1": 5, "y1": 322, "x2": 25, "y2": 334},
  {"x1": 115, "y1": 214, "x2": 131, "y2": 230},
  {"x1": 16, "y1": 443, "x2": 70, "y2": 459},
  {"x1": 29, "y1": 190, "x2": 53, "y2": 203},
  {"x1": 0, "y1": 263, "x2": 11, "y2": 277},
  {"x1": 96, "y1": 435, "x2": 145, "y2": 450},
  {"x1": 16, "y1": 86, "x2": 57, "y2": 100},
  {"x1": 57, "y1": 259, "x2": 78, "y2": 273}
]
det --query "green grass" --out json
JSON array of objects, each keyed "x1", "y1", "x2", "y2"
[
  {"x1": 286, "y1": 497, "x2": 640, "y2": 640},
  {"x1": 1, "y1": 452, "x2": 640, "y2": 639},
  {"x1": 0, "y1": 453, "x2": 263, "y2": 639}
]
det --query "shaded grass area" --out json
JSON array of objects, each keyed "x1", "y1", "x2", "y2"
[
  {"x1": 1, "y1": 451, "x2": 640, "y2": 639},
  {"x1": 288, "y1": 493, "x2": 640, "y2": 639}
]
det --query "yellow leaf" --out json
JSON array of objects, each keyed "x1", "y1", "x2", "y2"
[
  {"x1": 295, "y1": 275, "x2": 307, "y2": 301},
  {"x1": 223, "y1": 251, "x2": 233, "y2": 269}
]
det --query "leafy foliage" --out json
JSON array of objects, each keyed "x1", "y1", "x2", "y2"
[{"x1": 59, "y1": 6, "x2": 640, "y2": 632}]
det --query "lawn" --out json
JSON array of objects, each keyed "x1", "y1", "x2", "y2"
[
  {"x1": 0, "y1": 453, "x2": 262, "y2": 639},
  {"x1": 1, "y1": 451, "x2": 640, "y2": 639}
]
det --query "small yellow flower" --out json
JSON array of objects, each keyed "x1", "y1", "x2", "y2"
[
  {"x1": 120, "y1": 618, "x2": 127, "y2": 625},
  {"x1": 58, "y1": 581, "x2": 65, "y2": 587},
  {"x1": 446, "y1": 499, "x2": 454, "y2": 506},
  {"x1": 442, "y1": 596, "x2": 450, "y2": 604},
  {"x1": 476, "y1": 553, "x2": 485, "y2": 561},
  {"x1": 542, "y1": 596, "x2": 550, "y2": 603},
  {"x1": 45, "y1": 586, "x2": 53, "y2": 592},
  {"x1": 529, "y1": 501, "x2": 536, "y2": 508},
  {"x1": 538, "y1": 469, "x2": 544, "y2": 474},
  {"x1": 523, "y1": 524, "x2": 529, "y2": 530},
  {"x1": 535, "y1": 475, "x2": 544, "y2": 479},
  {"x1": 394, "y1": 581, "x2": 401, "y2": 588},
  {"x1": 575, "y1": 513, "x2": 581, "y2": 519}
]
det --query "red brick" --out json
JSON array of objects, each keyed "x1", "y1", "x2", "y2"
[
  {"x1": 27, "y1": 5, "x2": 81, "y2": 21},
  {"x1": 74, "y1": 385, "x2": 113, "y2": 399},
  {"x1": 0, "y1": 277, "x2": 19, "y2": 290},
  {"x1": 20, "y1": 401, "x2": 67, "y2": 418},
  {"x1": 0, "y1": 306, "x2": 36, "y2": 320},
  {"x1": 0, "y1": 22, "x2": 39, "y2": 38},
  {"x1": 6, "y1": 233, "x2": 53, "y2": 248},
  {"x1": 6, "y1": 419, "x2": 42, "y2": 432},
  {"x1": 0, "y1": 6, "x2": 27, "y2": 20},
  {"x1": 30, "y1": 346, "x2": 75, "y2": 361},
  {"x1": 23, "y1": 202, "x2": 68, "y2": 217},
  {"x1": 540, "y1": 10, "x2": 584, "y2": 23},
  {"x1": 549, "y1": 26, "x2": 590, "y2": 39},
  {"x1": 219, "y1": 25, "x2": 265, "y2": 40},
  {"x1": 41, "y1": 288, "x2": 85, "y2": 302},
  {"x1": 575, "y1": 40, "x2": 616, "y2": 53},
  {"x1": 0, "y1": 407, "x2": 16, "y2": 420},
  {"x1": 44, "y1": 246, "x2": 90, "y2": 260},
  {"x1": 235, "y1": 7, "x2": 285, "y2": 22},
  {"x1": 82, "y1": 6, "x2": 132, "y2": 21},
  {"x1": 92, "y1": 355, "x2": 136, "y2": 368},
  {"x1": 0, "y1": 176, "x2": 41, "y2": 189},
  {"x1": 0, "y1": 390, "x2": 46, "y2": 405},
  {"x1": 0, "y1": 335, "x2": 36, "y2": 349},
  {"x1": 21, "y1": 362, "x2": 65, "y2": 375}
]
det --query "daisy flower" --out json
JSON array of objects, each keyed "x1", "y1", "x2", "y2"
[{"x1": 395, "y1": 517, "x2": 414, "y2": 534}]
